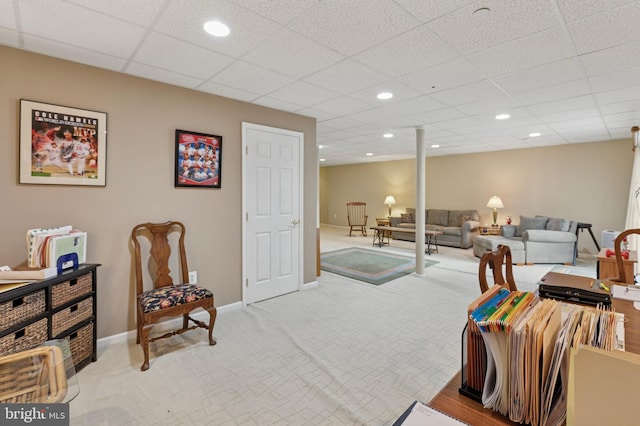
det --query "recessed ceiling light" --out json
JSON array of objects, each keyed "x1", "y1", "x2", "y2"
[
  {"x1": 383, "y1": 133, "x2": 394, "y2": 138},
  {"x1": 529, "y1": 132, "x2": 541, "y2": 137},
  {"x1": 204, "y1": 21, "x2": 230, "y2": 37},
  {"x1": 495, "y1": 113, "x2": 510, "y2": 120},
  {"x1": 366, "y1": 153, "x2": 374, "y2": 156},
  {"x1": 318, "y1": 145, "x2": 324, "y2": 149},
  {"x1": 431, "y1": 144, "x2": 440, "y2": 148},
  {"x1": 319, "y1": 158, "x2": 326, "y2": 162},
  {"x1": 377, "y1": 92, "x2": 393, "y2": 100}
]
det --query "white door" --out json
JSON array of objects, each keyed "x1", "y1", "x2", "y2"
[{"x1": 242, "y1": 123, "x2": 303, "y2": 304}]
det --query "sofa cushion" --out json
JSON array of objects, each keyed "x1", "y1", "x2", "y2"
[
  {"x1": 397, "y1": 223, "x2": 416, "y2": 230},
  {"x1": 516, "y1": 216, "x2": 549, "y2": 237},
  {"x1": 426, "y1": 224, "x2": 445, "y2": 233},
  {"x1": 442, "y1": 226, "x2": 461, "y2": 236},
  {"x1": 546, "y1": 218, "x2": 570, "y2": 232},
  {"x1": 428, "y1": 209, "x2": 449, "y2": 227},
  {"x1": 400, "y1": 213, "x2": 415, "y2": 223}
]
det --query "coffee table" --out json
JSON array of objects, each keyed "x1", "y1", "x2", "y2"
[{"x1": 369, "y1": 226, "x2": 442, "y2": 254}]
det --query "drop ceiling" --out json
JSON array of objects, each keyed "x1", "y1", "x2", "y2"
[{"x1": 2, "y1": 0, "x2": 640, "y2": 166}]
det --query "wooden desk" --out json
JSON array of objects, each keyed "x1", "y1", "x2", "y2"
[
  {"x1": 597, "y1": 248, "x2": 637, "y2": 284},
  {"x1": 428, "y1": 274, "x2": 640, "y2": 426}
]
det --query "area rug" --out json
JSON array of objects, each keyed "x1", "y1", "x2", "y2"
[{"x1": 320, "y1": 247, "x2": 439, "y2": 285}]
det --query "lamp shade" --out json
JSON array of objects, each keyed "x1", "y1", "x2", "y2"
[
  {"x1": 486, "y1": 196, "x2": 504, "y2": 209},
  {"x1": 384, "y1": 195, "x2": 396, "y2": 206}
]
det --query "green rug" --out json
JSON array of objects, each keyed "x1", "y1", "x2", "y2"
[{"x1": 320, "y1": 247, "x2": 439, "y2": 285}]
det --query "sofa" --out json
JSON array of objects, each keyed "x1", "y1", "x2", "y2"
[
  {"x1": 389, "y1": 208, "x2": 480, "y2": 249},
  {"x1": 472, "y1": 215, "x2": 578, "y2": 264}
]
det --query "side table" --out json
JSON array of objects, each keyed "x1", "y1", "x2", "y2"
[
  {"x1": 597, "y1": 248, "x2": 637, "y2": 283},
  {"x1": 479, "y1": 226, "x2": 501, "y2": 236}
]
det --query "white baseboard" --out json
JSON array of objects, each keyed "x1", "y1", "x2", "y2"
[{"x1": 96, "y1": 301, "x2": 243, "y2": 351}]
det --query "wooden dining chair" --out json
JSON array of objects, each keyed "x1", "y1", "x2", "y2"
[
  {"x1": 131, "y1": 221, "x2": 217, "y2": 371},
  {"x1": 347, "y1": 202, "x2": 368, "y2": 236},
  {"x1": 609, "y1": 228, "x2": 640, "y2": 284},
  {"x1": 478, "y1": 244, "x2": 518, "y2": 294}
]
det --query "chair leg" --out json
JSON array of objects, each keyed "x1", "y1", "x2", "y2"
[
  {"x1": 182, "y1": 313, "x2": 189, "y2": 330},
  {"x1": 140, "y1": 324, "x2": 153, "y2": 371},
  {"x1": 206, "y1": 306, "x2": 218, "y2": 346}
]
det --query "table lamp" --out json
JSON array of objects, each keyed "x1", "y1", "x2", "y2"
[
  {"x1": 486, "y1": 196, "x2": 504, "y2": 227},
  {"x1": 384, "y1": 195, "x2": 396, "y2": 218}
]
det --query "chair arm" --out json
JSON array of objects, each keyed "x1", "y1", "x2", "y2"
[
  {"x1": 462, "y1": 220, "x2": 479, "y2": 232},
  {"x1": 522, "y1": 229, "x2": 577, "y2": 243},
  {"x1": 389, "y1": 217, "x2": 402, "y2": 227},
  {"x1": 502, "y1": 225, "x2": 517, "y2": 237}
]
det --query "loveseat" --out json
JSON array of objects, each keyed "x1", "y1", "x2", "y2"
[
  {"x1": 472, "y1": 215, "x2": 578, "y2": 264},
  {"x1": 389, "y1": 208, "x2": 480, "y2": 249}
]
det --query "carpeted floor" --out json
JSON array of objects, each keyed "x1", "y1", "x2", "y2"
[
  {"x1": 320, "y1": 247, "x2": 439, "y2": 285},
  {"x1": 67, "y1": 225, "x2": 598, "y2": 425}
]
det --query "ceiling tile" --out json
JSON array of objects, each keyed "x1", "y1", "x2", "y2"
[
  {"x1": 468, "y1": 28, "x2": 575, "y2": 77},
  {"x1": 154, "y1": 0, "x2": 281, "y2": 57},
  {"x1": 17, "y1": 0, "x2": 144, "y2": 58},
  {"x1": 242, "y1": 29, "x2": 344, "y2": 79},
  {"x1": 399, "y1": 58, "x2": 485, "y2": 94},
  {"x1": 126, "y1": 62, "x2": 204, "y2": 89},
  {"x1": 427, "y1": 0, "x2": 558, "y2": 54},
  {"x1": 231, "y1": 0, "x2": 321, "y2": 25},
  {"x1": 267, "y1": 81, "x2": 339, "y2": 107},
  {"x1": 590, "y1": 68, "x2": 640, "y2": 93},
  {"x1": 0, "y1": 28, "x2": 19, "y2": 48},
  {"x1": 0, "y1": 0, "x2": 16, "y2": 29},
  {"x1": 67, "y1": 0, "x2": 167, "y2": 26},
  {"x1": 430, "y1": 80, "x2": 507, "y2": 106},
  {"x1": 198, "y1": 81, "x2": 260, "y2": 102},
  {"x1": 567, "y1": 3, "x2": 640, "y2": 54},
  {"x1": 312, "y1": 96, "x2": 373, "y2": 116},
  {"x1": 303, "y1": 60, "x2": 387, "y2": 95},
  {"x1": 354, "y1": 25, "x2": 459, "y2": 77},
  {"x1": 526, "y1": 95, "x2": 596, "y2": 116},
  {"x1": 133, "y1": 32, "x2": 235, "y2": 79},
  {"x1": 513, "y1": 79, "x2": 591, "y2": 106},
  {"x1": 211, "y1": 60, "x2": 295, "y2": 94},
  {"x1": 580, "y1": 41, "x2": 640, "y2": 76},
  {"x1": 23, "y1": 34, "x2": 128, "y2": 71},
  {"x1": 493, "y1": 58, "x2": 585, "y2": 93},
  {"x1": 595, "y1": 85, "x2": 640, "y2": 105},
  {"x1": 288, "y1": 0, "x2": 420, "y2": 55},
  {"x1": 555, "y1": 0, "x2": 636, "y2": 23}
]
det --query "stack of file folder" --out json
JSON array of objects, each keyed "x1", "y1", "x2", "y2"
[
  {"x1": 26, "y1": 225, "x2": 87, "y2": 269},
  {"x1": 466, "y1": 286, "x2": 620, "y2": 426}
]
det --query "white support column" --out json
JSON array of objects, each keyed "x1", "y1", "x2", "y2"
[{"x1": 415, "y1": 127, "x2": 426, "y2": 276}]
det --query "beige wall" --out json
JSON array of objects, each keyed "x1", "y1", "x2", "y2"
[
  {"x1": 321, "y1": 139, "x2": 633, "y2": 254},
  {"x1": 0, "y1": 46, "x2": 317, "y2": 338}
]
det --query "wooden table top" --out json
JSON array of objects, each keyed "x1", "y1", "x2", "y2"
[
  {"x1": 369, "y1": 225, "x2": 442, "y2": 235},
  {"x1": 428, "y1": 274, "x2": 640, "y2": 426}
]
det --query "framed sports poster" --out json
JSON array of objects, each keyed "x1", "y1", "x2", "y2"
[
  {"x1": 19, "y1": 99, "x2": 107, "y2": 186},
  {"x1": 175, "y1": 129, "x2": 222, "y2": 188}
]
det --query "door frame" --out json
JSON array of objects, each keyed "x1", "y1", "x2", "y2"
[{"x1": 241, "y1": 122, "x2": 304, "y2": 306}]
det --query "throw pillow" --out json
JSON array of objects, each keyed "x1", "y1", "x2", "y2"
[
  {"x1": 546, "y1": 218, "x2": 570, "y2": 232},
  {"x1": 516, "y1": 215, "x2": 549, "y2": 237},
  {"x1": 400, "y1": 213, "x2": 415, "y2": 223},
  {"x1": 457, "y1": 214, "x2": 472, "y2": 227}
]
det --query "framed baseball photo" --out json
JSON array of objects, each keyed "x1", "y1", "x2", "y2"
[
  {"x1": 19, "y1": 99, "x2": 107, "y2": 186},
  {"x1": 175, "y1": 129, "x2": 222, "y2": 188}
]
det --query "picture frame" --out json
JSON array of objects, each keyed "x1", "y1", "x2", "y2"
[
  {"x1": 19, "y1": 99, "x2": 107, "y2": 186},
  {"x1": 175, "y1": 129, "x2": 222, "y2": 188}
]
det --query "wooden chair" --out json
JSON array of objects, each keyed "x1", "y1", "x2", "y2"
[
  {"x1": 347, "y1": 202, "x2": 368, "y2": 236},
  {"x1": 478, "y1": 245, "x2": 518, "y2": 294},
  {"x1": 609, "y1": 228, "x2": 640, "y2": 284},
  {"x1": 131, "y1": 221, "x2": 217, "y2": 371}
]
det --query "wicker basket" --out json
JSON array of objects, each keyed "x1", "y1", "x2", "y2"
[
  {"x1": 0, "y1": 290, "x2": 45, "y2": 331},
  {"x1": 52, "y1": 297, "x2": 93, "y2": 337},
  {"x1": 0, "y1": 317, "x2": 48, "y2": 356},
  {"x1": 65, "y1": 322, "x2": 94, "y2": 367},
  {"x1": 52, "y1": 272, "x2": 93, "y2": 308},
  {"x1": 0, "y1": 345, "x2": 67, "y2": 403}
]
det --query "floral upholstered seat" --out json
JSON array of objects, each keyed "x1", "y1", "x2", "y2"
[{"x1": 139, "y1": 283, "x2": 213, "y2": 313}]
